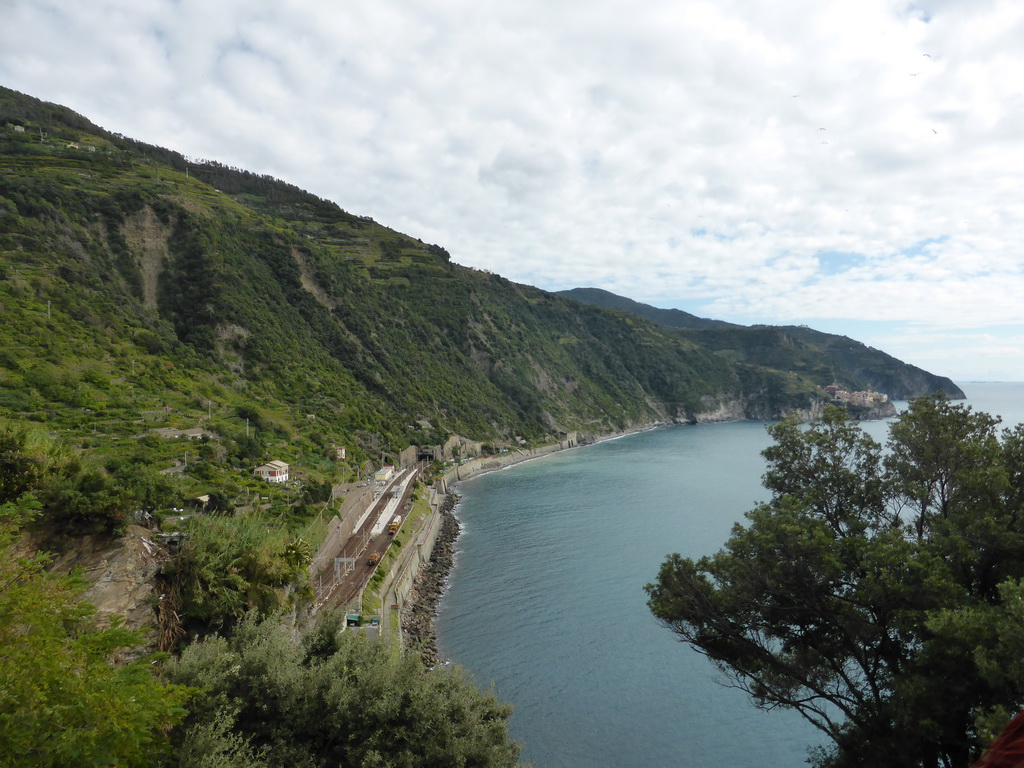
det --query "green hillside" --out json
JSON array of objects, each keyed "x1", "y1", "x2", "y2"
[
  {"x1": 0, "y1": 84, "x2": 975, "y2": 767},
  {"x1": 557, "y1": 286, "x2": 738, "y2": 330},
  {"x1": 558, "y1": 288, "x2": 964, "y2": 400},
  {"x1": 0, "y1": 85, "x2": 960, "y2": 507}
]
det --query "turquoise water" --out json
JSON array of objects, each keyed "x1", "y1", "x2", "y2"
[{"x1": 436, "y1": 383, "x2": 1024, "y2": 768}]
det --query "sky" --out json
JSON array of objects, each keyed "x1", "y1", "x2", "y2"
[{"x1": 2, "y1": 1, "x2": 1024, "y2": 383}]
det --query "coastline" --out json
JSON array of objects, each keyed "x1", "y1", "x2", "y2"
[
  {"x1": 398, "y1": 423, "x2": 665, "y2": 664},
  {"x1": 439, "y1": 422, "x2": 673, "y2": 486},
  {"x1": 400, "y1": 491, "x2": 460, "y2": 667},
  {"x1": 397, "y1": 402, "x2": 901, "y2": 664}
]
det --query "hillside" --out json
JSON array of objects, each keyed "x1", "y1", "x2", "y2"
[
  {"x1": 557, "y1": 287, "x2": 738, "y2": 331},
  {"x1": 0, "y1": 85, "x2": 972, "y2": 765},
  {"x1": 557, "y1": 288, "x2": 964, "y2": 401},
  {"x1": 0, "y1": 85, "x2": 960, "y2": 504}
]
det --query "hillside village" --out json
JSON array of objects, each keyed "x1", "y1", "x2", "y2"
[{"x1": 824, "y1": 385, "x2": 890, "y2": 407}]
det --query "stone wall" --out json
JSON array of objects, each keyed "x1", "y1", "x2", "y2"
[{"x1": 375, "y1": 486, "x2": 445, "y2": 636}]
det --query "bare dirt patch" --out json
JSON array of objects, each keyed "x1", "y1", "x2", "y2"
[{"x1": 121, "y1": 207, "x2": 171, "y2": 310}]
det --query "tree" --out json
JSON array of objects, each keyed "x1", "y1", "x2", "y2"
[
  {"x1": 0, "y1": 494, "x2": 189, "y2": 767},
  {"x1": 1, "y1": 424, "x2": 136, "y2": 534},
  {"x1": 164, "y1": 612, "x2": 523, "y2": 768},
  {"x1": 0, "y1": 425, "x2": 82, "y2": 506},
  {"x1": 646, "y1": 399, "x2": 1024, "y2": 768},
  {"x1": 0, "y1": 426, "x2": 47, "y2": 503},
  {"x1": 168, "y1": 512, "x2": 310, "y2": 632},
  {"x1": 205, "y1": 488, "x2": 234, "y2": 515},
  {"x1": 884, "y1": 394, "x2": 1004, "y2": 543}
]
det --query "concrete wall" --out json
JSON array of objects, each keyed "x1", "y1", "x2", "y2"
[
  {"x1": 377, "y1": 486, "x2": 446, "y2": 641},
  {"x1": 307, "y1": 485, "x2": 375, "y2": 581}
]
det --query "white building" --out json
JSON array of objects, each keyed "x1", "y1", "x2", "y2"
[{"x1": 254, "y1": 460, "x2": 289, "y2": 483}]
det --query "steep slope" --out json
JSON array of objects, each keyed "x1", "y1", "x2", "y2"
[
  {"x1": 0, "y1": 86, "x2": 836, "y2": 486},
  {"x1": 1, "y1": 83, "x2": 966, "y2": 501},
  {"x1": 775, "y1": 324, "x2": 964, "y2": 400}
]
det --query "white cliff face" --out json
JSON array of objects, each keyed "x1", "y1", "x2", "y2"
[
  {"x1": 691, "y1": 395, "x2": 894, "y2": 425},
  {"x1": 693, "y1": 399, "x2": 747, "y2": 424},
  {"x1": 778, "y1": 400, "x2": 829, "y2": 422}
]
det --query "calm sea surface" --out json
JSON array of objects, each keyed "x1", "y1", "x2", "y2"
[{"x1": 435, "y1": 383, "x2": 1024, "y2": 768}]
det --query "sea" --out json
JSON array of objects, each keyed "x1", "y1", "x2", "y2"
[{"x1": 435, "y1": 382, "x2": 1024, "y2": 768}]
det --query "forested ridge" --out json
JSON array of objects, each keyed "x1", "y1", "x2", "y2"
[
  {"x1": 0, "y1": 84, "x2": 979, "y2": 766},
  {"x1": 0, "y1": 84, "x2": 959, "y2": 483},
  {"x1": 558, "y1": 287, "x2": 965, "y2": 401}
]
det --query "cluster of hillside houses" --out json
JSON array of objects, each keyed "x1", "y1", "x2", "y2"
[{"x1": 824, "y1": 385, "x2": 889, "y2": 407}]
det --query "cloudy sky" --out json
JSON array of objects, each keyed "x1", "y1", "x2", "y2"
[{"x1": 3, "y1": 0, "x2": 1024, "y2": 383}]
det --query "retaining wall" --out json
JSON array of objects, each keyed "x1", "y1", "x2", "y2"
[
  {"x1": 307, "y1": 485, "x2": 375, "y2": 581},
  {"x1": 377, "y1": 486, "x2": 446, "y2": 640}
]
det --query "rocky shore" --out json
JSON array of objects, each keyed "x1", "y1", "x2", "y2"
[
  {"x1": 400, "y1": 491, "x2": 461, "y2": 667},
  {"x1": 400, "y1": 407, "x2": 895, "y2": 665},
  {"x1": 399, "y1": 430, "x2": 655, "y2": 665}
]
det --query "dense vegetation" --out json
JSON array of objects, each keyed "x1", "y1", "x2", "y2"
[
  {"x1": 0, "y1": 85, "x2": 974, "y2": 766},
  {"x1": 0, "y1": 85, "x2": 959, "y2": 503},
  {"x1": 0, "y1": 489, "x2": 188, "y2": 766},
  {"x1": 647, "y1": 397, "x2": 1024, "y2": 767},
  {"x1": 165, "y1": 612, "x2": 521, "y2": 768},
  {"x1": 559, "y1": 287, "x2": 964, "y2": 400},
  {"x1": 0, "y1": 425, "x2": 522, "y2": 766}
]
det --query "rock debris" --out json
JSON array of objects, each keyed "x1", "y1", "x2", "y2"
[{"x1": 401, "y1": 492, "x2": 461, "y2": 667}]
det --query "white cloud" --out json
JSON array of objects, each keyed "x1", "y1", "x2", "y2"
[{"x1": 3, "y1": 0, "x2": 1024, "y2": 379}]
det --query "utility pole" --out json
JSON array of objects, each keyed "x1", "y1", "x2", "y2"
[{"x1": 46, "y1": 300, "x2": 51, "y2": 319}]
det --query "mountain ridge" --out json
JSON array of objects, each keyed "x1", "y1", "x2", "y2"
[
  {"x1": 556, "y1": 287, "x2": 964, "y2": 401},
  {"x1": 0, "y1": 85, "x2": 961, "y2": 497}
]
